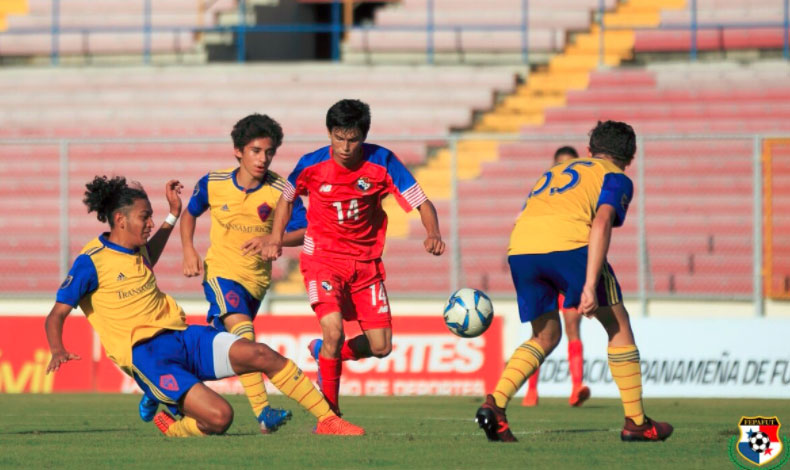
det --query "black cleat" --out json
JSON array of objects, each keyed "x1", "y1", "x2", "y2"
[{"x1": 475, "y1": 394, "x2": 517, "y2": 442}]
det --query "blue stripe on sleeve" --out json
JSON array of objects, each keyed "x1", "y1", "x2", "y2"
[
  {"x1": 288, "y1": 146, "x2": 330, "y2": 189},
  {"x1": 382, "y1": 148, "x2": 417, "y2": 193},
  {"x1": 285, "y1": 196, "x2": 307, "y2": 232},
  {"x1": 597, "y1": 173, "x2": 634, "y2": 227},
  {"x1": 55, "y1": 254, "x2": 98, "y2": 307},
  {"x1": 187, "y1": 174, "x2": 210, "y2": 217}
]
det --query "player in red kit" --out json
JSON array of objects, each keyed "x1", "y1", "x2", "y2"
[{"x1": 262, "y1": 99, "x2": 445, "y2": 415}]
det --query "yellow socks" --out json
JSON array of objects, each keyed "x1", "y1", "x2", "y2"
[
  {"x1": 493, "y1": 339, "x2": 546, "y2": 408},
  {"x1": 164, "y1": 416, "x2": 205, "y2": 437},
  {"x1": 270, "y1": 359, "x2": 334, "y2": 422},
  {"x1": 608, "y1": 345, "x2": 645, "y2": 426},
  {"x1": 230, "y1": 321, "x2": 270, "y2": 418}
]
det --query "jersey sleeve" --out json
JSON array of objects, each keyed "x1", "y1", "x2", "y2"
[
  {"x1": 55, "y1": 254, "x2": 99, "y2": 307},
  {"x1": 186, "y1": 174, "x2": 210, "y2": 217},
  {"x1": 385, "y1": 153, "x2": 428, "y2": 212},
  {"x1": 285, "y1": 196, "x2": 307, "y2": 232},
  {"x1": 597, "y1": 173, "x2": 634, "y2": 227}
]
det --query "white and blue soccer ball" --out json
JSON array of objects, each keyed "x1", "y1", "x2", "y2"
[{"x1": 443, "y1": 288, "x2": 494, "y2": 338}]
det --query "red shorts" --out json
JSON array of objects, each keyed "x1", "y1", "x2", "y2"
[{"x1": 300, "y1": 253, "x2": 391, "y2": 331}]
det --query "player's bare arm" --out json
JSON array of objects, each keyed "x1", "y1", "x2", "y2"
[
  {"x1": 44, "y1": 302, "x2": 82, "y2": 374},
  {"x1": 579, "y1": 204, "x2": 616, "y2": 317},
  {"x1": 179, "y1": 209, "x2": 203, "y2": 277},
  {"x1": 260, "y1": 195, "x2": 294, "y2": 261},
  {"x1": 146, "y1": 179, "x2": 183, "y2": 266},
  {"x1": 241, "y1": 228, "x2": 305, "y2": 256},
  {"x1": 417, "y1": 200, "x2": 445, "y2": 256}
]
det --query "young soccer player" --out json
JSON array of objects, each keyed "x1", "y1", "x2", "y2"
[
  {"x1": 176, "y1": 114, "x2": 307, "y2": 434},
  {"x1": 522, "y1": 146, "x2": 590, "y2": 408},
  {"x1": 261, "y1": 99, "x2": 445, "y2": 415},
  {"x1": 46, "y1": 176, "x2": 364, "y2": 437},
  {"x1": 476, "y1": 121, "x2": 673, "y2": 442}
]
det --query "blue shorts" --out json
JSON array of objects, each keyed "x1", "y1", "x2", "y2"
[
  {"x1": 131, "y1": 326, "x2": 240, "y2": 415},
  {"x1": 508, "y1": 246, "x2": 622, "y2": 323},
  {"x1": 203, "y1": 277, "x2": 262, "y2": 331}
]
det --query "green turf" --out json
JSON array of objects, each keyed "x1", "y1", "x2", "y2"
[{"x1": 0, "y1": 394, "x2": 788, "y2": 469}]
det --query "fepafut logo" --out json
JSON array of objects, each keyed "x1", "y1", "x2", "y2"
[{"x1": 729, "y1": 416, "x2": 789, "y2": 469}]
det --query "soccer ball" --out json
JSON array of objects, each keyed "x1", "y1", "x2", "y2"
[
  {"x1": 443, "y1": 288, "x2": 494, "y2": 338},
  {"x1": 750, "y1": 431, "x2": 770, "y2": 453}
]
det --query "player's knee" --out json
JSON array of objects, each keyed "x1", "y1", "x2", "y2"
[
  {"x1": 369, "y1": 343, "x2": 391, "y2": 358},
  {"x1": 203, "y1": 402, "x2": 234, "y2": 434},
  {"x1": 322, "y1": 330, "x2": 345, "y2": 354},
  {"x1": 250, "y1": 343, "x2": 284, "y2": 370}
]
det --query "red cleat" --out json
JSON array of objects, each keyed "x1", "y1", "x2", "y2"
[
  {"x1": 314, "y1": 416, "x2": 365, "y2": 436},
  {"x1": 153, "y1": 410, "x2": 176, "y2": 435},
  {"x1": 621, "y1": 416, "x2": 673, "y2": 442},
  {"x1": 521, "y1": 388, "x2": 538, "y2": 407},
  {"x1": 568, "y1": 385, "x2": 591, "y2": 407},
  {"x1": 476, "y1": 394, "x2": 517, "y2": 442}
]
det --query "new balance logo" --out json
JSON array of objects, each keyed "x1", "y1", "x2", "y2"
[
  {"x1": 319, "y1": 184, "x2": 332, "y2": 193},
  {"x1": 117, "y1": 273, "x2": 126, "y2": 281},
  {"x1": 221, "y1": 204, "x2": 230, "y2": 211}
]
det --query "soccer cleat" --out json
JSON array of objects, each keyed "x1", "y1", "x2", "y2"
[
  {"x1": 475, "y1": 394, "x2": 517, "y2": 442},
  {"x1": 153, "y1": 410, "x2": 176, "y2": 435},
  {"x1": 257, "y1": 405, "x2": 292, "y2": 434},
  {"x1": 620, "y1": 416, "x2": 673, "y2": 442},
  {"x1": 138, "y1": 394, "x2": 158, "y2": 422},
  {"x1": 314, "y1": 416, "x2": 365, "y2": 436},
  {"x1": 308, "y1": 338, "x2": 324, "y2": 391},
  {"x1": 568, "y1": 385, "x2": 591, "y2": 407},
  {"x1": 521, "y1": 388, "x2": 538, "y2": 407}
]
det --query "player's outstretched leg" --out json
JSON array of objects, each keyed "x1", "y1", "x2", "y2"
[
  {"x1": 475, "y1": 394, "x2": 517, "y2": 442},
  {"x1": 232, "y1": 339, "x2": 364, "y2": 435},
  {"x1": 228, "y1": 319, "x2": 292, "y2": 434},
  {"x1": 596, "y1": 304, "x2": 672, "y2": 442}
]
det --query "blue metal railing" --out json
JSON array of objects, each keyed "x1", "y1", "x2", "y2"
[{"x1": 0, "y1": 0, "x2": 788, "y2": 65}]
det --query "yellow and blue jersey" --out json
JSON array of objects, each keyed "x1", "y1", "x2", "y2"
[
  {"x1": 56, "y1": 234, "x2": 187, "y2": 375},
  {"x1": 187, "y1": 167, "x2": 307, "y2": 300},
  {"x1": 508, "y1": 157, "x2": 633, "y2": 255}
]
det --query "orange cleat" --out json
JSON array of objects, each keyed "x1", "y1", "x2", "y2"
[
  {"x1": 153, "y1": 410, "x2": 176, "y2": 435},
  {"x1": 621, "y1": 416, "x2": 673, "y2": 442},
  {"x1": 568, "y1": 385, "x2": 591, "y2": 407},
  {"x1": 314, "y1": 416, "x2": 365, "y2": 436}
]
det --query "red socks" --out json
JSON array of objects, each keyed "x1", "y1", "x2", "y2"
[
  {"x1": 568, "y1": 339, "x2": 584, "y2": 387},
  {"x1": 318, "y1": 355, "x2": 342, "y2": 412}
]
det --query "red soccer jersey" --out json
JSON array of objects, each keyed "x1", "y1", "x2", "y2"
[{"x1": 282, "y1": 143, "x2": 427, "y2": 260}]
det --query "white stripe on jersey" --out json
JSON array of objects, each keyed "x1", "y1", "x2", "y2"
[
  {"x1": 303, "y1": 235, "x2": 315, "y2": 255},
  {"x1": 282, "y1": 180, "x2": 296, "y2": 202},
  {"x1": 308, "y1": 280, "x2": 318, "y2": 304},
  {"x1": 401, "y1": 183, "x2": 428, "y2": 209}
]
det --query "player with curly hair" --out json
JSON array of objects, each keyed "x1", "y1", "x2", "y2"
[{"x1": 45, "y1": 175, "x2": 364, "y2": 437}]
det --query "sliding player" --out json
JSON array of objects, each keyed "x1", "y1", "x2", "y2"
[{"x1": 46, "y1": 176, "x2": 363, "y2": 437}]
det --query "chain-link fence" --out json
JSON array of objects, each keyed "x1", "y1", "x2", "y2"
[{"x1": 0, "y1": 133, "x2": 774, "y2": 314}]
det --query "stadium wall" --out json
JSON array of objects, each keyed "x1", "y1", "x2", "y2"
[{"x1": 1, "y1": 298, "x2": 788, "y2": 398}]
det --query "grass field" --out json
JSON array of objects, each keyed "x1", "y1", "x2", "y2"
[{"x1": 1, "y1": 394, "x2": 788, "y2": 469}]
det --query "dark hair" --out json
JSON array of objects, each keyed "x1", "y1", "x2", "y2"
[
  {"x1": 326, "y1": 99, "x2": 371, "y2": 138},
  {"x1": 553, "y1": 146, "x2": 579, "y2": 162},
  {"x1": 588, "y1": 120, "x2": 636, "y2": 165},
  {"x1": 83, "y1": 176, "x2": 148, "y2": 227},
  {"x1": 231, "y1": 113, "x2": 284, "y2": 150}
]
